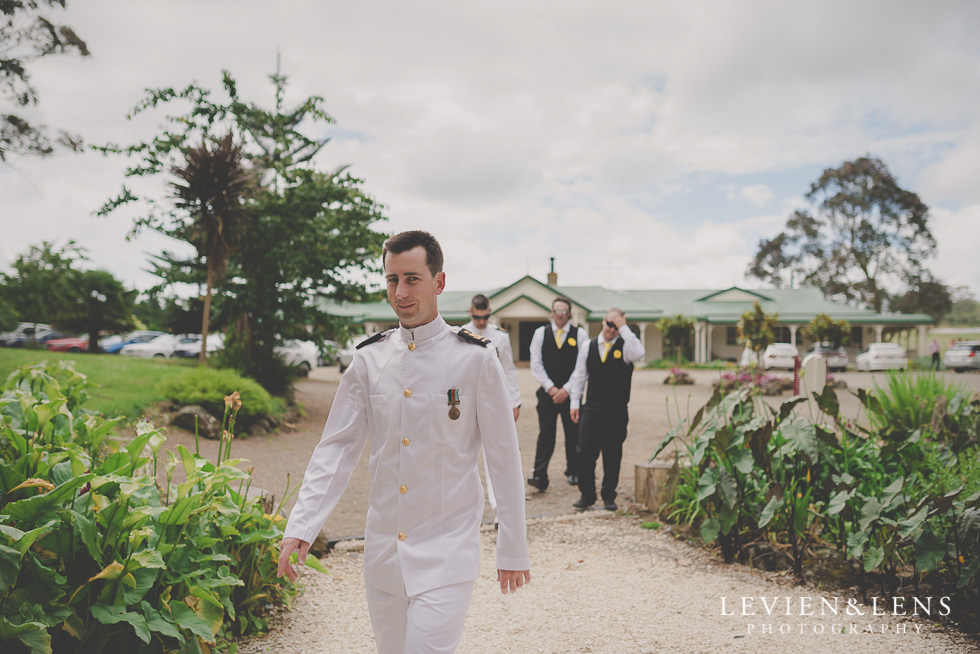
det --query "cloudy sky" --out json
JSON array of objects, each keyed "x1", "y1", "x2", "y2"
[{"x1": 3, "y1": 1, "x2": 980, "y2": 302}]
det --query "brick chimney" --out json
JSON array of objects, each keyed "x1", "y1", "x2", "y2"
[{"x1": 547, "y1": 257, "x2": 558, "y2": 286}]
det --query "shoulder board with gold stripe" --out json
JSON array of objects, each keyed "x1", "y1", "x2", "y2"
[
  {"x1": 355, "y1": 329, "x2": 394, "y2": 349},
  {"x1": 453, "y1": 326, "x2": 491, "y2": 347}
]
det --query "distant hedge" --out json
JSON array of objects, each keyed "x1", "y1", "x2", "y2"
[{"x1": 157, "y1": 367, "x2": 278, "y2": 426}]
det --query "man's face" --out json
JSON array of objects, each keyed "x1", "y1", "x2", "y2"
[
  {"x1": 384, "y1": 246, "x2": 445, "y2": 329},
  {"x1": 602, "y1": 311, "x2": 620, "y2": 341},
  {"x1": 551, "y1": 301, "x2": 571, "y2": 329},
  {"x1": 468, "y1": 306, "x2": 491, "y2": 329}
]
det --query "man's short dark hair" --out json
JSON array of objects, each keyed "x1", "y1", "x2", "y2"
[
  {"x1": 383, "y1": 230, "x2": 444, "y2": 276},
  {"x1": 471, "y1": 294, "x2": 490, "y2": 311},
  {"x1": 552, "y1": 296, "x2": 572, "y2": 311}
]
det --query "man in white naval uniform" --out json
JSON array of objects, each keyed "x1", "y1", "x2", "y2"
[
  {"x1": 460, "y1": 294, "x2": 522, "y2": 517},
  {"x1": 278, "y1": 231, "x2": 530, "y2": 654}
]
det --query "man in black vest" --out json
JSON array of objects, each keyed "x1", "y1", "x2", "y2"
[
  {"x1": 528, "y1": 296, "x2": 588, "y2": 491},
  {"x1": 570, "y1": 308, "x2": 645, "y2": 511}
]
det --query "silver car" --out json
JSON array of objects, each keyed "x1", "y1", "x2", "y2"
[{"x1": 943, "y1": 341, "x2": 980, "y2": 372}]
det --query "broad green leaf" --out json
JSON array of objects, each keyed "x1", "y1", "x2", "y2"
[
  {"x1": 90, "y1": 605, "x2": 151, "y2": 645},
  {"x1": 700, "y1": 517, "x2": 720, "y2": 544},
  {"x1": 957, "y1": 558, "x2": 980, "y2": 589},
  {"x1": 780, "y1": 419, "x2": 819, "y2": 463},
  {"x1": 915, "y1": 528, "x2": 947, "y2": 573},
  {"x1": 858, "y1": 497, "x2": 884, "y2": 532},
  {"x1": 731, "y1": 448, "x2": 755, "y2": 475},
  {"x1": 758, "y1": 495, "x2": 779, "y2": 528},
  {"x1": 696, "y1": 467, "x2": 718, "y2": 502},
  {"x1": 898, "y1": 506, "x2": 929, "y2": 538},
  {"x1": 0, "y1": 543, "x2": 21, "y2": 593},
  {"x1": 171, "y1": 601, "x2": 216, "y2": 643},
  {"x1": 863, "y1": 545, "x2": 884, "y2": 572},
  {"x1": 140, "y1": 601, "x2": 182, "y2": 640},
  {"x1": 717, "y1": 466, "x2": 738, "y2": 509},
  {"x1": 846, "y1": 531, "x2": 868, "y2": 559},
  {"x1": 718, "y1": 502, "x2": 738, "y2": 535},
  {"x1": 4, "y1": 474, "x2": 94, "y2": 525},
  {"x1": 827, "y1": 490, "x2": 852, "y2": 517}
]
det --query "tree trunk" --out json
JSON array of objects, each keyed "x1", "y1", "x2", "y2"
[{"x1": 199, "y1": 258, "x2": 213, "y2": 366}]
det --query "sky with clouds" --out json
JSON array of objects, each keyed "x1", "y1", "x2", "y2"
[{"x1": 3, "y1": 0, "x2": 980, "y2": 303}]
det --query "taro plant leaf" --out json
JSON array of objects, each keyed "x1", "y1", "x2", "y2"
[
  {"x1": 814, "y1": 383, "x2": 839, "y2": 418},
  {"x1": 650, "y1": 418, "x2": 687, "y2": 462},
  {"x1": 959, "y1": 507, "x2": 980, "y2": 543},
  {"x1": 758, "y1": 495, "x2": 780, "y2": 528},
  {"x1": 747, "y1": 422, "x2": 773, "y2": 473},
  {"x1": 731, "y1": 447, "x2": 755, "y2": 475},
  {"x1": 847, "y1": 530, "x2": 869, "y2": 560},
  {"x1": 0, "y1": 616, "x2": 52, "y2": 654},
  {"x1": 122, "y1": 567, "x2": 159, "y2": 605},
  {"x1": 898, "y1": 506, "x2": 930, "y2": 539},
  {"x1": 780, "y1": 419, "x2": 819, "y2": 463},
  {"x1": 858, "y1": 497, "x2": 884, "y2": 532},
  {"x1": 827, "y1": 490, "x2": 853, "y2": 517},
  {"x1": 171, "y1": 601, "x2": 216, "y2": 643},
  {"x1": 691, "y1": 424, "x2": 716, "y2": 466},
  {"x1": 815, "y1": 425, "x2": 840, "y2": 453},
  {"x1": 0, "y1": 462, "x2": 27, "y2": 496},
  {"x1": 717, "y1": 465, "x2": 738, "y2": 509},
  {"x1": 4, "y1": 474, "x2": 94, "y2": 525},
  {"x1": 0, "y1": 543, "x2": 21, "y2": 594},
  {"x1": 700, "y1": 517, "x2": 720, "y2": 544},
  {"x1": 718, "y1": 502, "x2": 738, "y2": 535},
  {"x1": 863, "y1": 545, "x2": 884, "y2": 572},
  {"x1": 931, "y1": 486, "x2": 965, "y2": 515},
  {"x1": 91, "y1": 605, "x2": 151, "y2": 645},
  {"x1": 957, "y1": 557, "x2": 980, "y2": 589},
  {"x1": 915, "y1": 528, "x2": 947, "y2": 573},
  {"x1": 696, "y1": 467, "x2": 718, "y2": 502},
  {"x1": 140, "y1": 600, "x2": 183, "y2": 641},
  {"x1": 9, "y1": 518, "x2": 59, "y2": 556},
  {"x1": 881, "y1": 478, "x2": 905, "y2": 510},
  {"x1": 779, "y1": 396, "x2": 806, "y2": 421}
]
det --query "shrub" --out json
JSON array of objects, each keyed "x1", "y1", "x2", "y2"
[
  {"x1": 157, "y1": 367, "x2": 279, "y2": 427},
  {"x1": 0, "y1": 361, "x2": 324, "y2": 653}
]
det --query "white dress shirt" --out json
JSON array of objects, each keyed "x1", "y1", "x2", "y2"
[
  {"x1": 461, "y1": 320, "x2": 521, "y2": 409},
  {"x1": 529, "y1": 321, "x2": 589, "y2": 393},
  {"x1": 569, "y1": 324, "x2": 645, "y2": 409},
  {"x1": 283, "y1": 315, "x2": 530, "y2": 596}
]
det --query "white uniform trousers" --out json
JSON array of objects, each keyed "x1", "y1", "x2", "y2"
[{"x1": 366, "y1": 579, "x2": 475, "y2": 654}]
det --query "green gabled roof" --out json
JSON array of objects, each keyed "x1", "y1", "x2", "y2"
[
  {"x1": 492, "y1": 294, "x2": 551, "y2": 314},
  {"x1": 552, "y1": 285, "x2": 663, "y2": 320}
]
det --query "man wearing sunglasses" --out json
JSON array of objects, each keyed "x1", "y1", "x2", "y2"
[
  {"x1": 528, "y1": 296, "x2": 589, "y2": 491},
  {"x1": 462, "y1": 294, "x2": 522, "y2": 520},
  {"x1": 568, "y1": 308, "x2": 645, "y2": 511}
]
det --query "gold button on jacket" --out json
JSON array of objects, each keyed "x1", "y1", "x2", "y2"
[{"x1": 397, "y1": 532, "x2": 406, "y2": 541}]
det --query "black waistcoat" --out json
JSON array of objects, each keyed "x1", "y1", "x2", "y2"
[
  {"x1": 542, "y1": 325, "x2": 579, "y2": 388},
  {"x1": 585, "y1": 336, "x2": 634, "y2": 406}
]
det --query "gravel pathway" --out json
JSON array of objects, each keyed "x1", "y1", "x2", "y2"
[{"x1": 237, "y1": 512, "x2": 978, "y2": 654}]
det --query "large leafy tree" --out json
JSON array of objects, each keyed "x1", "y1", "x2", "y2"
[
  {"x1": 656, "y1": 314, "x2": 693, "y2": 364},
  {"x1": 737, "y1": 302, "x2": 778, "y2": 366},
  {"x1": 170, "y1": 133, "x2": 255, "y2": 364},
  {"x1": 1, "y1": 0, "x2": 89, "y2": 161},
  {"x1": 0, "y1": 240, "x2": 81, "y2": 327},
  {"x1": 53, "y1": 269, "x2": 137, "y2": 352},
  {"x1": 945, "y1": 286, "x2": 980, "y2": 326},
  {"x1": 802, "y1": 313, "x2": 850, "y2": 349},
  {"x1": 747, "y1": 157, "x2": 939, "y2": 313},
  {"x1": 889, "y1": 276, "x2": 950, "y2": 324},
  {"x1": 97, "y1": 69, "x2": 388, "y2": 391}
]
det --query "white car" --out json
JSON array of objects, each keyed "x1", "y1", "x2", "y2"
[
  {"x1": 338, "y1": 334, "x2": 371, "y2": 372},
  {"x1": 762, "y1": 343, "x2": 799, "y2": 370},
  {"x1": 943, "y1": 341, "x2": 980, "y2": 373},
  {"x1": 172, "y1": 333, "x2": 225, "y2": 358},
  {"x1": 805, "y1": 344, "x2": 850, "y2": 372},
  {"x1": 278, "y1": 339, "x2": 319, "y2": 374},
  {"x1": 855, "y1": 342, "x2": 907, "y2": 372},
  {"x1": 120, "y1": 334, "x2": 184, "y2": 358}
]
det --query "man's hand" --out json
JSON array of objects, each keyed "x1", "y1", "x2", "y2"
[
  {"x1": 546, "y1": 386, "x2": 561, "y2": 401},
  {"x1": 277, "y1": 537, "x2": 310, "y2": 582},
  {"x1": 513, "y1": 407, "x2": 520, "y2": 421},
  {"x1": 552, "y1": 388, "x2": 569, "y2": 404},
  {"x1": 497, "y1": 569, "x2": 530, "y2": 594},
  {"x1": 570, "y1": 408, "x2": 579, "y2": 423},
  {"x1": 610, "y1": 312, "x2": 627, "y2": 329}
]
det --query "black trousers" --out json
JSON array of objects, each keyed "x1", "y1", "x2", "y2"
[
  {"x1": 576, "y1": 403, "x2": 629, "y2": 503},
  {"x1": 532, "y1": 387, "x2": 579, "y2": 484}
]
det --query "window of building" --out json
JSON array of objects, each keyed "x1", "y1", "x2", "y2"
[
  {"x1": 726, "y1": 326, "x2": 738, "y2": 346},
  {"x1": 851, "y1": 326, "x2": 863, "y2": 349}
]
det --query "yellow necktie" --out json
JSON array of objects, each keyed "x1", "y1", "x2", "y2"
[
  {"x1": 601, "y1": 342, "x2": 611, "y2": 362},
  {"x1": 555, "y1": 329, "x2": 564, "y2": 349}
]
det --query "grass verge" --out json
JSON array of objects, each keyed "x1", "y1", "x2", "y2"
[{"x1": 0, "y1": 347, "x2": 194, "y2": 420}]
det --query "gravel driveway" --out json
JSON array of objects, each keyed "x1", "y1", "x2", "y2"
[{"x1": 156, "y1": 366, "x2": 980, "y2": 652}]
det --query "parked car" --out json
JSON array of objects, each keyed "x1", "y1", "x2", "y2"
[
  {"x1": 101, "y1": 330, "x2": 166, "y2": 354},
  {"x1": 172, "y1": 334, "x2": 225, "y2": 359},
  {"x1": 46, "y1": 335, "x2": 91, "y2": 352},
  {"x1": 319, "y1": 340, "x2": 341, "y2": 367},
  {"x1": 805, "y1": 343, "x2": 849, "y2": 372},
  {"x1": 762, "y1": 343, "x2": 799, "y2": 370},
  {"x1": 855, "y1": 342, "x2": 907, "y2": 372},
  {"x1": 120, "y1": 334, "x2": 186, "y2": 358},
  {"x1": 943, "y1": 341, "x2": 980, "y2": 373},
  {"x1": 338, "y1": 334, "x2": 371, "y2": 372},
  {"x1": 0, "y1": 322, "x2": 62, "y2": 347},
  {"x1": 278, "y1": 339, "x2": 319, "y2": 374}
]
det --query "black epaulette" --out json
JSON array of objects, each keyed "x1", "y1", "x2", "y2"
[
  {"x1": 356, "y1": 329, "x2": 393, "y2": 349},
  {"x1": 495, "y1": 325, "x2": 508, "y2": 334},
  {"x1": 452, "y1": 326, "x2": 491, "y2": 347}
]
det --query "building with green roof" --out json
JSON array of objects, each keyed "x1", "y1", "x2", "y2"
[{"x1": 319, "y1": 273, "x2": 933, "y2": 365}]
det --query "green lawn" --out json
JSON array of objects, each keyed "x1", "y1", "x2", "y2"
[{"x1": 0, "y1": 348, "x2": 195, "y2": 420}]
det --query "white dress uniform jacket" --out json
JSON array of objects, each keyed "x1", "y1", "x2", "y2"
[
  {"x1": 283, "y1": 315, "x2": 530, "y2": 596},
  {"x1": 460, "y1": 320, "x2": 521, "y2": 409}
]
